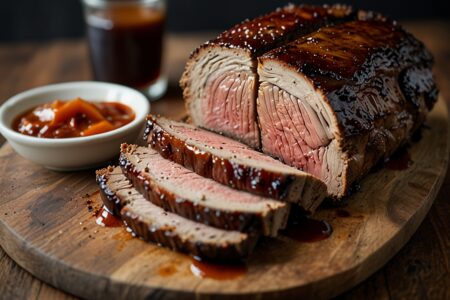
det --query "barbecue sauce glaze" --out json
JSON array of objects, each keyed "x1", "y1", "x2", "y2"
[
  {"x1": 261, "y1": 19, "x2": 437, "y2": 137},
  {"x1": 212, "y1": 4, "x2": 351, "y2": 56},
  {"x1": 143, "y1": 116, "x2": 325, "y2": 203},
  {"x1": 282, "y1": 215, "x2": 333, "y2": 242},
  {"x1": 96, "y1": 206, "x2": 122, "y2": 227}
]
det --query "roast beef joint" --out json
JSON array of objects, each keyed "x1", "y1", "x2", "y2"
[{"x1": 93, "y1": 4, "x2": 437, "y2": 261}]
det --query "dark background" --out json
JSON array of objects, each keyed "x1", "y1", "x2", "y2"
[{"x1": 1, "y1": 0, "x2": 449, "y2": 42}]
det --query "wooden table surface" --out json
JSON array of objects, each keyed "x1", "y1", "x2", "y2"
[{"x1": 0, "y1": 21, "x2": 449, "y2": 300}]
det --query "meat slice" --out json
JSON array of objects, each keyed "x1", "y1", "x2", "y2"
[
  {"x1": 257, "y1": 17, "x2": 437, "y2": 198},
  {"x1": 119, "y1": 144, "x2": 289, "y2": 236},
  {"x1": 180, "y1": 4, "x2": 352, "y2": 148},
  {"x1": 144, "y1": 115, "x2": 327, "y2": 211},
  {"x1": 96, "y1": 167, "x2": 257, "y2": 260}
]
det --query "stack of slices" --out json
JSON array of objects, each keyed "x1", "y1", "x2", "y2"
[
  {"x1": 96, "y1": 115, "x2": 327, "y2": 260},
  {"x1": 96, "y1": 3, "x2": 437, "y2": 260}
]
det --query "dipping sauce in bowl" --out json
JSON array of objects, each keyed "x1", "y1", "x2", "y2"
[
  {"x1": 0, "y1": 81, "x2": 149, "y2": 170},
  {"x1": 12, "y1": 97, "x2": 135, "y2": 138}
]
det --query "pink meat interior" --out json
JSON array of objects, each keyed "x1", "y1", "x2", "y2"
[
  {"x1": 133, "y1": 147, "x2": 278, "y2": 207},
  {"x1": 201, "y1": 71, "x2": 259, "y2": 147},
  {"x1": 258, "y1": 84, "x2": 333, "y2": 182},
  {"x1": 168, "y1": 122, "x2": 292, "y2": 166}
]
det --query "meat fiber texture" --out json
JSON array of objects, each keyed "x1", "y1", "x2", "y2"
[
  {"x1": 257, "y1": 17, "x2": 437, "y2": 197},
  {"x1": 144, "y1": 115, "x2": 327, "y2": 212},
  {"x1": 180, "y1": 4, "x2": 353, "y2": 148},
  {"x1": 180, "y1": 6, "x2": 437, "y2": 198},
  {"x1": 96, "y1": 166, "x2": 257, "y2": 260},
  {"x1": 119, "y1": 144, "x2": 290, "y2": 237}
]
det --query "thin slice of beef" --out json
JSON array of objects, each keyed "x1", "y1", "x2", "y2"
[
  {"x1": 257, "y1": 18, "x2": 437, "y2": 198},
  {"x1": 180, "y1": 4, "x2": 352, "y2": 148},
  {"x1": 144, "y1": 115, "x2": 327, "y2": 212},
  {"x1": 119, "y1": 144, "x2": 289, "y2": 236},
  {"x1": 96, "y1": 167, "x2": 257, "y2": 260}
]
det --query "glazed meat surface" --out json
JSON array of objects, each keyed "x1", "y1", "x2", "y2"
[
  {"x1": 181, "y1": 4, "x2": 352, "y2": 148},
  {"x1": 96, "y1": 167, "x2": 257, "y2": 260},
  {"x1": 258, "y1": 18, "x2": 437, "y2": 197},
  {"x1": 119, "y1": 144, "x2": 290, "y2": 236},
  {"x1": 144, "y1": 115, "x2": 327, "y2": 211}
]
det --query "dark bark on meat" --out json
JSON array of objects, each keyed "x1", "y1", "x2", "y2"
[
  {"x1": 260, "y1": 19, "x2": 436, "y2": 137},
  {"x1": 96, "y1": 167, "x2": 257, "y2": 261},
  {"x1": 96, "y1": 167, "x2": 123, "y2": 216},
  {"x1": 118, "y1": 144, "x2": 286, "y2": 234},
  {"x1": 121, "y1": 209, "x2": 258, "y2": 261},
  {"x1": 204, "y1": 4, "x2": 354, "y2": 57},
  {"x1": 144, "y1": 115, "x2": 327, "y2": 210},
  {"x1": 258, "y1": 18, "x2": 437, "y2": 197},
  {"x1": 181, "y1": 4, "x2": 354, "y2": 148}
]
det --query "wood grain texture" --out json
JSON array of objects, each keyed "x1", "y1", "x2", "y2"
[
  {"x1": 0, "y1": 95, "x2": 447, "y2": 299},
  {"x1": 0, "y1": 23, "x2": 449, "y2": 299}
]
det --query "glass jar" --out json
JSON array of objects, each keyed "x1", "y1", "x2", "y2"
[{"x1": 81, "y1": 0, "x2": 167, "y2": 100}]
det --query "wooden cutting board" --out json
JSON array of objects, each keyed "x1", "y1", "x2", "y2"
[{"x1": 0, "y1": 97, "x2": 448, "y2": 300}]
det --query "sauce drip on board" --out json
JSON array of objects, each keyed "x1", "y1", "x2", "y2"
[
  {"x1": 282, "y1": 215, "x2": 333, "y2": 243},
  {"x1": 12, "y1": 98, "x2": 135, "y2": 138},
  {"x1": 158, "y1": 265, "x2": 178, "y2": 277},
  {"x1": 190, "y1": 257, "x2": 247, "y2": 280},
  {"x1": 96, "y1": 206, "x2": 123, "y2": 228},
  {"x1": 385, "y1": 147, "x2": 413, "y2": 171}
]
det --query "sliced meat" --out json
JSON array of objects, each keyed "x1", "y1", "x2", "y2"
[
  {"x1": 96, "y1": 167, "x2": 127, "y2": 216},
  {"x1": 144, "y1": 115, "x2": 327, "y2": 212},
  {"x1": 96, "y1": 167, "x2": 257, "y2": 260},
  {"x1": 180, "y1": 4, "x2": 353, "y2": 148},
  {"x1": 119, "y1": 144, "x2": 289, "y2": 236},
  {"x1": 257, "y1": 18, "x2": 437, "y2": 198}
]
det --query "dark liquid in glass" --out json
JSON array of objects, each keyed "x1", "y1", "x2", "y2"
[{"x1": 87, "y1": 6, "x2": 164, "y2": 89}]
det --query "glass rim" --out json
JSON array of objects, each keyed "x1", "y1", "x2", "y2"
[{"x1": 82, "y1": 0, "x2": 163, "y2": 8}]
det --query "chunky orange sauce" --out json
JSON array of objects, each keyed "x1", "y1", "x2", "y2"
[{"x1": 12, "y1": 98, "x2": 135, "y2": 138}]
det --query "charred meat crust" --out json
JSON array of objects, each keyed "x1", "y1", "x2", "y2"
[
  {"x1": 119, "y1": 144, "x2": 279, "y2": 234},
  {"x1": 259, "y1": 19, "x2": 436, "y2": 138},
  {"x1": 180, "y1": 4, "x2": 353, "y2": 91},
  {"x1": 191, "y1": 4, "x2": 353, "y2": 58},
  {"x1": 95, "y1": 167, "x2": 123, "y2": 216},
  {"x1": 179, "y1": 4, "x2": 354, "y2": 148},
  {"x1": 145, "y1": 117, "x2": 294, "y2": 199},
  {"x1": 257, "y1": 17, "x2": 437, "y2": 198},
  {"x1": 121, "y1": 209, "x2": 258, "y2": 261},
  {"x1": 96, "y1": 167, "x2": 257, "y2": 261},
  {"x1": 144, "y1": 116, "x2": 326, "y2": 209}
]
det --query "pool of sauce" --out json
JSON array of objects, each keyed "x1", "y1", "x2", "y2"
[
  {"x1": 385, "y1": 148, "x2": 413, "y2": 171},
  {"x1": 12, "y1": 98, "x2": 135, "y2": 138},
  {"x1": 282, "y1": 215, "x2": 333, "y2": 243},
  {"x1": 96, "y1": 206, "x2": 123, "y2": 228},
  {"x1": 190, "y1": 257, "x2": 247, "y2": 280}
]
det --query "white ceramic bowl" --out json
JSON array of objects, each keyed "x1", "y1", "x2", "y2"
[{"x1": 0, "y1": 81, "x2": 150, "y2": 170}]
